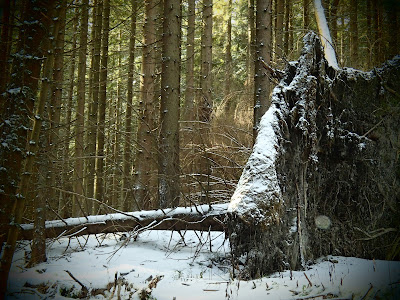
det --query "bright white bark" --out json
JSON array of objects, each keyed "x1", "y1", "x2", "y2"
[{"x1": 313, "y1": 0, "x2": 339, "y2": 69}]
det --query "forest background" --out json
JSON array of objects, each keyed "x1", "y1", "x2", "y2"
[{"x1": 0, "y1": 0, "x2": 399, "y2": 284}]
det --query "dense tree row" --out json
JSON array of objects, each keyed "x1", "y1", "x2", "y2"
[{"x1": 0, "y1": 0, "x2": 399, "y2": 290}]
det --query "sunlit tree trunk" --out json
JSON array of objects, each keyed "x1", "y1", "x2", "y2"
[
  {"x1": 159, "y1": 0, "x2": 182, "y2": 208},
  {"x1": 314, "y1": 0, "x2": 339, "y2": 68},
  {"x1": 134, "y1": 0, "x2": 159, "y2": 210},
  {"x1": 253, "y1": 0, "x2": 272, "y2": 141},
  {"x1": 73, "y1": 0, "x2": 89, "y2": 217},
  {"x1": 121, "y1": 0, "x2": 137, "y2": 211},
  {"x1": 247, "y1": 0, "x2": 256, "y2": 87},
  {"x1": 196, "y1": 0, "x2": 213, "y2": 203},
  {"x1": 94, "y1": 0, "x2": 110, "y2": 214},
  {"x1": 225, "y1": 0, "x2": 233, "y2": 99}
]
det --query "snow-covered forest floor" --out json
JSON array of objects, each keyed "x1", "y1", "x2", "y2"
[{"x1": 7, "y1": 230, "x2": 400, "y2": 299}]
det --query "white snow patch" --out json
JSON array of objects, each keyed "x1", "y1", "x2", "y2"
[
  {"x1": 7, "y1": 88, "x2": 21, "y2": 94},
  {"x1": 7, "y1": 232, "x2": 400, "y2": 299}
]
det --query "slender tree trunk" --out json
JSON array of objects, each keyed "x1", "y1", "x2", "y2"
[
  {"x1": 0, "y1": 0, "x2": 55, "y2": 292},
  {"x1": 373, "y1": 0, "x2": 383, "y2": 65},
  {"x1": 94, "y1": 0, "x2": 110, "y2": 214},
  {"x1": 159, "y1": 0, "x2": 182, "y2": 208},
  {"x1": 183, "y1": 0, "x2": 195, "y2": 122},
  {"x1": 366, "y1": 0, "x2": 373, "y2": 68},
  {"x1": 87, "y1": 0, "x2": 103, "y2": 203},
  {"x1": 30, "y1": 1, "x2": 65, "y2": 267},
  {"x1": 387, "y1": 1, "x2": 399, "y2": 59},
  {"x1": 50, "y1": 0, "x2": 67, "y2": 202},
  {"x1": 200, "y1": 0, "x2": 213, "y2": 123},
  {"x1": 224, "y1": 0, "x2": 233, "y2": 99},
  {"x1": 303, "y1": 0, "x2": 309, "y2": 28},
  {"x1": 197, "y1": 0, "x2": 213, "y2": 203},
  {"x1": 0, "y1": 0, "x2": 12, "y2": 100},
  {"x1": 60, "y1": 9, "x2": 79, "y2": 218},
  {"x1": 330, "y1": 0, "x2": 339, "y2": 48},
  {"x1": 181, "y1": 0, "x2": 196, "y2": 206},
  {"x1": 283, "y1": 0, "x2": 291, "y2": 57},
  {"x1": 247, "y1": 0, "x2": 256, "y2": 87},
  {"x1": 350, "y1": 0, "x2": 358, "y2": 68},
  {"x1": 275, "y1": 0, "x2": 284, "y2": 63},
  {"x1": 134, "y1": 0, "x2": 159, "y2": 210},
  {"x1": 121, "y1": 0, "x2": 137, "y2": 211},
  {"x1": 112, "y1": 29, "x2": 123, "y2": 208},
  {"x1": 73, "y1": 0, "x2": 89, "y2": 217},
  {"x1": 253, "y1": 0, "x2": 272, "y2": 141}
]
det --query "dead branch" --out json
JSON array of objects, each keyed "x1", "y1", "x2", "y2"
[
  {"x1": 64, "y1": 270, "x2": 88, "y2": 297},
  {"x1": 261, "y1": 59, "x2": 284, "y2": 80},
  {"x1": 19, "y1": 204, "x2": 228, "y2": 240}
]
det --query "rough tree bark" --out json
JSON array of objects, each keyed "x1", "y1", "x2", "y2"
[
  {"x1": 121, "y1": 0, "x2": 137, "y2": 212},
  {"x1": 159, "y1": 0, "x2": 181, "y2": 208},
  {"x1": 134, "y1": 0, "x2": 159, "y2": 210},
  {"x1": 94, "y1": 0, "x2": 110, "y2": 214},
  {"x1": 253, "y1": 0, "x2": 272, "y2": 141},
  {"x1": 73, "y1": 0, "x2": 89, "y2": 217},
  {"x1": 228, "y1": 32, "x2": 400, "y2": 279},
  {"x1": 0, "y1": 0, "x2": 55, "y2": 292}
]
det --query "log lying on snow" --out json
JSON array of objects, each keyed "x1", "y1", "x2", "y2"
[
  {"x1": 228, "y1": 32, "x2": 400, "y2": 279},
  {"x1": 19, "y1": 204, "x2": 228, "y2": 240}
]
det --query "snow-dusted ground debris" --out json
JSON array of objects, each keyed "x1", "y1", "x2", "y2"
[{"x1": 7, "y1": 231, "x2": 400, "y2": 299}]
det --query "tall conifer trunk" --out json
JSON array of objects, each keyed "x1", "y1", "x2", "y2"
[
  {"x1": 159, "y1": 0, "x2": 182, "y2": 208},
  {"x1": 253, "y1": 0, "x2": 272, "y2": 141},
  {"x1": 350, "y1": 0, "x2": 358, "y2": 67},
  {"x1": 0, "y1": 0, "x2": 55, "y2": 292},
  {"x1": 183, "y1": 0, "x2": 195, "y2": 122},
  {"x1": 135, "y1": 0, "x2": 159, "y2": 210},
  {"x1": 94, "y1": 0, "x2": 110, "y2": 214},
  {"x1": 121, "y1": 0, "x2": 137, "y2": 211},
  {"x1": 197, "y1": 0, "x2": 213, "y2": 203},
  {"x1": 60, "y1": 9, "x2": 79, "y2": 218},
  {"x1": 73, "y1": 0, "x2": 89, "y2": 216},
  {"x1": 87, "y1": 0, "x2": 103, "y2": 203}
]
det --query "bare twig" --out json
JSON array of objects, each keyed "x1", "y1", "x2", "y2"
[
  {"x1": 360, "y1": 284, "x2": 373, "y2": 300},
  {"x1": 64, "y1": 270, "x2": 88, "y2": 296},
  {"x1": 108, "y1": 272, "x2": 118, "y2": 300},
  {"x1": 354, "y1": 227, "x2": 397, "y2": 241},
  {"x1": 303, "y1": 272, "x2": 312, "y2": 287}
]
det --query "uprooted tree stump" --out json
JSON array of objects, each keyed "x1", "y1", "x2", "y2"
[{"x1": 227, "y1": 32, "x2": 400, "y2": 279}]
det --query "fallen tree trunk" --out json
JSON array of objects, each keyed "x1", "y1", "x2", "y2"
[
  {"x1": 228, "y1": 32, "x2": 400, "y2": 279},
  {"x1": 19, "y1": 204, "x2": 228, "y2": 240}
]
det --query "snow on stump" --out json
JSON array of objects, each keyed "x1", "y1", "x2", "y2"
[{"x1": 227, "y1": 32, "x2": 400, "y2": 279}]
